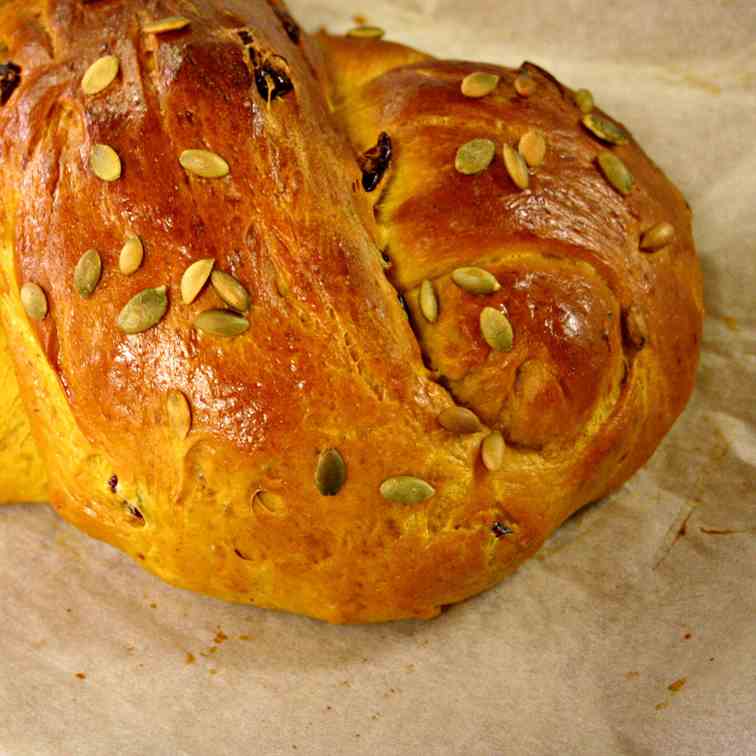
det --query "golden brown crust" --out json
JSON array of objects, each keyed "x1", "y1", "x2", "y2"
[{"x1": 0, "y1": 2, "x2": 702, "y2": 622}]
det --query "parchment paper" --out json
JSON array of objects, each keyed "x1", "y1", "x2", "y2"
[{"x1": 2, "y1": 2, "x2": 755, "y2": 754}]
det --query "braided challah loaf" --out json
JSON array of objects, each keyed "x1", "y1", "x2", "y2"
[{"x1": 0, "y1": 0, "x2": 702, "y2": 622}]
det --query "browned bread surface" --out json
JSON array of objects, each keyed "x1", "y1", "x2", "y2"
[{"x1": 0, "y1": 1, "x2": 702, "y2": 622}]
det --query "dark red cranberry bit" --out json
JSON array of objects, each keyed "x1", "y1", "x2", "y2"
[
  {"x1": 237, "y1": 29, "x2": 255, "y2": 46},
  {"x1": 254, "y1": 63, "x2": 294, "y2": 101},
  {"x1": 125, "y1": 502, "x2": 144, "y2": 523},
  {"x1": 359, "y1": 132, "x2": 392, "y2": 192},
  {"x1": 0, "y1": 62, "x2": 21, "y2": 105},
  {"x1": 492, "y1": 521, "x2": 513, "y2": 538}
]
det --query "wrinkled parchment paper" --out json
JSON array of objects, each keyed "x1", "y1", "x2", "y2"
[{"x1": 2, "y1": 2, "x2": 755, "y2": 754}]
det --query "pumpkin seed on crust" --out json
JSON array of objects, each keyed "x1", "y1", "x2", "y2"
[
  {"x1": 166, "y1": 389, "x2": 191, "y2": 439},
  {"x1": 346, "y1": 26, "x2": 385, "y2": 39},
  {"x1": 480, "y1": 306, "x2": 514, "y2": 352},
  {"x1": 74, "y1": 249, "x2": 102, "y2": 298},
  {"x1": 582, "y1": 113, "x2": 629, "y2": 145},
  {"x1": 502, "y1": 143, "x2": 529, "y2": 190},
  {"x1": 81, "y1": 55, "x2": 119, "y2": 96},
  {"x1": 461, "y1": 72, "x2": 500, "y2": 98},
  {"x1": 193, "y1": 309, "x2": 249, "y2": 337},
  {"x1": 574, "y1": 88, "x2": 594, "y2": 114},
  {"x1": 211, "y1": 270, "x2": 250, "y2": 313},
  {"x1": 438, "y1": 406, "x2": 482, "y2": 434},
  {"x1": 117, "y1": 286, "x2": 168, "y2": 334},
  {"x1": 640, "y1": 222, "x2": 675, "y2": 251},
  {"x1": 455, "y1": 139, "x2": 496, "y2": 175},
  {"x1": 451, "y1": 267, "x2": 500, "y2": 295},
  {"x1": 252, "y1": 489, "x2": 285, "y2": 515},
  {"x1": 89, "y1": 144, "x2": 122, "y2": 182},
  {"x1": 179, "y1": 149, "x2": 229, "y2": 178},
  {"x1": 622, "y1": 305, "x2": 648, "y2": 349},
  {"x1": 20, "y1": 282, "x2": 48, "y2": 320},
  {"x1": 419, "y1": 279, "x2": 438, "y2": 323},
  {"x1": 119, "y1": 236, "x2": 144, "y2": 275},
  {"x1": 181, "y1": 258, "x2": 214, "y2": 305},
  {"x1": 379, "y1": 476, "x2": 435, "y2": 504},
  {"x1": 514, "y1": 73, "x2": 537, "y2": 97},
  {"x1": 142, "y1": 16, "x2": 191, "y2": 34},
  {"x1": 315, "y1": 448, "x2": 347, "y2": 496},
  {"x1": 481, "y1": 431, "x2": 505, "y2": 471},
  {"x1": 597, "y1": 151, "x2": 634, "y2": 195},
  {"x1": 518, "y1": 129, "x2": 547, "y2": 168}
]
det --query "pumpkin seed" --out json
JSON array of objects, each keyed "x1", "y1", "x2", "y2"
[
  {"x1": 379, "y1": 476, "x2": 435, "y2": 504},
  {"x1": 640, "y1": 221, "x2": 675, "y2": 251},
  {"x1": 574, "y1": 88, "x2": 594, "y2": 114},
  {"x1": 480, "y1": 306, "x2": 514, "y2": 351},
  {"x1": 194, "y1": 309, "x2": 249, "y2": 337},
  {"x1": 166, "y1": 389, "x2": 191, "y2": 439},
  {"x1": 89, "y1": 143, "x2": 121, "y2": 182},
  {"x1": 117, "y1": 286, "x2": 168, "y2": 334},
  {"x1": 142, "y1": 16, "x2": 191, "y2": 34},
  {"x1": 502, "y1": 143, "x2": 529, "y2": 190},
  {"x1": 518, "y1": 129, "x2": 547, "y2": 168},
  {"x1": 252, "y1": 489, "x2": 284, "y2": 515},
  {"x1": 461, "y1": 71, "x2": 500, "y2": 98},
  {"x1": 582, "y1": 113, "x2": 629, "y2": 145},
  {"x1": 119, "y1": 236, "x2": 144, "y2": 275},
  {"x1": 438, "y1": 406, "x2": 482, "y2": 434},
  {"x1": 81, "y1": 55, "x2": 119, "y2": 96},
  {"x1": 597, "y1": 151, "x2": 634, "y2": 195},
  {"x1": 481, "y1": 431, "x2": 504, "y2": 472},
  {"x1": 315, "y1": 448, "x2": 346, "y2": 496},
  {"x1": 419, "y1": 279, "x2": 438, "y2": 323},
  {"x1": 451, "y1": 267, "x2": 500, "y2": 295},
  {"x1": 514, "y1": 73, "x2": 537, "y2": 97},
  {"x1": 179, "y1": 149, "x2": 229, "y2": 178},
  {"x1": 181, "y1": 258, "x2": 214, "y2": 304},
  {"x1": 346, "y1": 26, "x2": 385, "y2": 39},
  {"x1": 74, "y1": 249, "x2": 102, "y2": 298},
  {"x1": 211, "y1": 270, "x2": 250, "y2": 313},
  {"x1": 622, "y1": 305, "x2": 648, "y2": 349},
  {"x1": 20, "y1": 282, "x2": 48, "y2": 320},
  {"x1": 455, "y1": 138, "x2": 496, "y2": 175}
]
